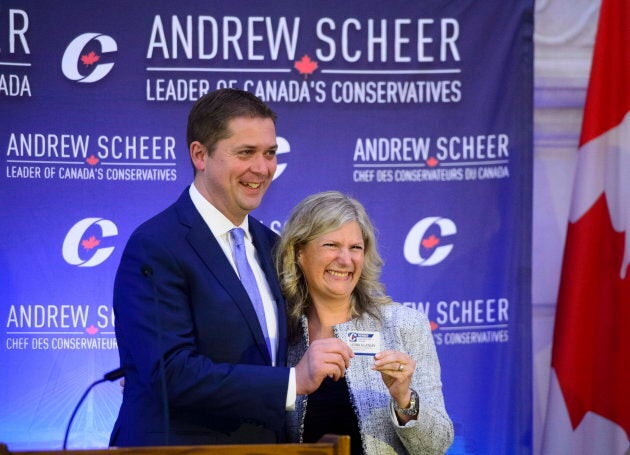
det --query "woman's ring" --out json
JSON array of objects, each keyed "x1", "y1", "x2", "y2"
[{"x1": 398, "y1": 363, "x2": 404, "y2": 372}]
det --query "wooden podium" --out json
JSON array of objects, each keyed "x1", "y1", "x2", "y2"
[{"x1": 0, "y1": 435, "x2": 350, "y2": 455}]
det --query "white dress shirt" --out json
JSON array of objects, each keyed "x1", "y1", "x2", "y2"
[{"x1": 189, "y1": 184, "x2": 279, "y2": 365}]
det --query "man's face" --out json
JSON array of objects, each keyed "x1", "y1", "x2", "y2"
[{"x1": 194, "y1": 116, "x2": 277, "y2": 225}]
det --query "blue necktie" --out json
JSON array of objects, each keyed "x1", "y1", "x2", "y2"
[{"x1": 230, "y1": 227, "x2": 271, "y2": 357}]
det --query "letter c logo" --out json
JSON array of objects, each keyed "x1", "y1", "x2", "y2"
[
  {"x1": 61, "y1": 33, "x2": 117, "y2": 83},
  {"x1": 62, "y1": 218, "x2": 118, "y2": 267},
  {"x1": 404, "y1": 217, "x2": 456, "y2": 266}
]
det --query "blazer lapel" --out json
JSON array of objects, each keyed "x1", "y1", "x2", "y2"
[
  {"x1": 177, "y1": 192, "x2": 272, "y2": 364},
  {"x1": 249, "y1": 219, "x2": 288, "y2": 366}
]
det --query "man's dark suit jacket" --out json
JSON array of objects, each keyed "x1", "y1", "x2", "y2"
[{"x1": 109, "y1": 188, "x2": 289, "y2": 447}]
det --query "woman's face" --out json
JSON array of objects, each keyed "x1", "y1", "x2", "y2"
[{"x1": 297, "y1": 221, "x2": 365, "y2": 306}]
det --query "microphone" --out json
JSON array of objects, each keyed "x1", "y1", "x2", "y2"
[
  {"x1": 141, "y1": 264, "x2": 170, "y2": 445},
  {"x1": 63, "y1": 367, "x2": 125, "y2": 450}
]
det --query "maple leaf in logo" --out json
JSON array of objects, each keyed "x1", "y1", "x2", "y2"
[
  {"x1": 81, "y1": 235, "x2": 100, "y2": 250},
  {"x1": 86, "y1": 155, "x2": 99, "y2": 166},
  {"x1": 85, "y1": 325, "x2": 99, "y2": 335},
  {"x1": 429, "y1": 321, "x2": 439, "y2": 331},
  {"x1": 81, "y1": 51, "x2": 100, "y2": 66},
  {"x1": 426, "y1": 157, "x2": 439, "y2": 167},
  {"x1": 294, "y1": 55, "x2": 318, "y2": 79},
  {"x1": 421, "y1": 235, "x2": 440, "y2": 249}
]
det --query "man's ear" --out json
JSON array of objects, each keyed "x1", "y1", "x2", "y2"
[{"x1": 190, "y1": 141, "x2": 206, "y2": 171}]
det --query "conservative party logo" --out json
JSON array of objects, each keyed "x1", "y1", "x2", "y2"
[
  {"x1": 62, "y1": 217, "x2": 118, "y2": 267},
  {"x1": 404, "y1": 217, "x2": 456, "y2": 266},
  {"x1": 61, "y1": 33, "x2": 118, "y2": 83}
]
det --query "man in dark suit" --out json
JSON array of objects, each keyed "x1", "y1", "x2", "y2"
[{"x1": 110, "y1": 89, "x2": 352, "y2": 447}]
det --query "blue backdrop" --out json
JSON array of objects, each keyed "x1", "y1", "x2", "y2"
[{"x1": 0, "y1": 1, "x2": 533, "y2": 453}]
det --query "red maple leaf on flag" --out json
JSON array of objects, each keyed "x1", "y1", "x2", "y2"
[
  {"x1": 421, "y1": 235, "x2": 440, "y2": 249},
  {"x1": 81, "y1": 235, "x2": 100, "y2": 250},
  {"x1": 81, "y1": 51, "x2": 100, "y2": 66},
  {"x1": 294, "y1": 55, "x2": 318, "y2": 79}
]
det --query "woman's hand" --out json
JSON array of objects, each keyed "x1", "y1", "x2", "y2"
[{"x1": 372, "y1": 350, "x2": 417, "y2": 421}]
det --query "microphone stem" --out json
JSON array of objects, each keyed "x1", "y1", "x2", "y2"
[{"x1": 63, "y1": 378, "x2": 106, "y2": 450}]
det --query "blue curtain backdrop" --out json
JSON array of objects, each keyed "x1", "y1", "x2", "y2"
[{"x1": 0, "y1": 1, "x2": 533, "y2": 453}]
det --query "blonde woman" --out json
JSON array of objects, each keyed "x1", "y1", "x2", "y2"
[{"x1": 275, "y1": 191, "x2": 453, "y2": 455}]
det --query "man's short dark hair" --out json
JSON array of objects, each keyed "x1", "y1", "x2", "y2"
[{"x1": 186, "y1": 88, "x2": 277, "y2": 155}]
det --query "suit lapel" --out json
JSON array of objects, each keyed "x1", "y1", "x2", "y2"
[
  {"x1": 177, "y1": 192, "x2": 272, "y2": 364},
  {"x1": 249, "y1": 218, "x2": 288, "y2": 366}
]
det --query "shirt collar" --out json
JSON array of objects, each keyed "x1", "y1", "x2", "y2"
[{"x1": 189, "y1": 183, "x2": 250, "y2": 239}]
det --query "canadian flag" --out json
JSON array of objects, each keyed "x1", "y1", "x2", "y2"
[{"x1": 541, "y1": 0, "x2": 630, "y2": 453}]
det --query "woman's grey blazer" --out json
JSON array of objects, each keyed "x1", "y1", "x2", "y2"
[{"x1": 287, "y1": 303, "x2": 454, "y2": 454}]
